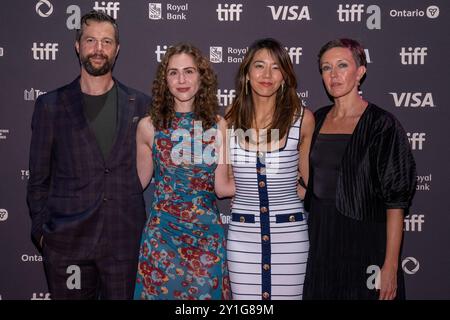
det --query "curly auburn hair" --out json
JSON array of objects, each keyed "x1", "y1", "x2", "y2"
[
  {"x1": 225, "y1": 38, "x2": 302, "y2": 143},
  {"x1": 149, "y1": 43, "x2": 218, "y2": 130}
]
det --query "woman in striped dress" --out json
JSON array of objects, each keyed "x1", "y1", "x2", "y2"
[{"x1": 225, "y1": 38, "x2": 315, "y2": 300}]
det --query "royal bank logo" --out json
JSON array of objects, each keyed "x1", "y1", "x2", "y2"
[
  {"x1": 149, "y1": 3, "x2": 188, "y2": 20},
  {"x1": 24, "y1": 88, "x2": 47, "y2": 101},
  {"x1": 404, "y1": 214, "x2": 425, "y2": 232},
  {"x1": 416, "y1": 174, "x2": 431, "y2": 191},
  {"x1": 31, "y1": 293, "x2": 51, "y2": 300},
  {"x1": 217, "y1": 89, "x2": 236, "y2": 107},
  {"x1": 93, "y1": 1, "x2": 120, "y2": 19},
  {"x1": 297, "y1": 90, "x2": 309, "y2": 107},
  {"x1": 407, "y1": 132, "x2": 426, "y2": 150},
  {"x1": 400, "y1": 47, "x2": 428, "y2": 65},
  {"x1": 209, "y1": 46, "x2": 247, "y2": 64},
  {"x1": 337, "y1": 4, "x2": 381, "y2": 29},
  {"x1": 217, "y1": 3, "x2": 243, "y2": 21},
  {"x1": 210, "y1": 47, "x2": 223, "y2": 63},
  {"x1": 36, "y1": 0, "x2": 53, "y2": 17},
  {"x1": 149, "y1": 3, "x2": 162, "y2": 19},
  {"x1": 32, "y1": 42, "x2": 58, "y2": 61},
  {"x1": 402, "y1": 257, "x2": 420, "y2": 275},
  {"x1": 267, "y1": 5, "x2": 311, "y2": 21},
  {"x1": 0, "y1": 129, "x2": 9, "y2": 141},
  {"x1": 390, "y1": 5, "x2": 439, "y2": 19},
  {"x1": 0, "y1": 209, "x2": 8, "y2": 222},
  {"x1": 389, "y1": 92, "x2": 435, "y2": 107}
]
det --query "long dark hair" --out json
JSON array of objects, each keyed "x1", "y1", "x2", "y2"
[{"x1": 225, "y1": 38, "x2": 302, "y2": 142}]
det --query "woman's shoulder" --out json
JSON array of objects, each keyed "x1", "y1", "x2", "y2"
[{"x1": 366, "y1": 103, "x2": 402, "y2": 129}]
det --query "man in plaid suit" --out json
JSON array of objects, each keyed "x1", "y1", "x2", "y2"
[{"x1": 27, "y1": 11, "x2": 151, "y2": 299}]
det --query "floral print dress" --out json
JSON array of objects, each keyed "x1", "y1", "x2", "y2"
[{"x1": 134, "y1": 112, "x2": 230, "y2": 300}]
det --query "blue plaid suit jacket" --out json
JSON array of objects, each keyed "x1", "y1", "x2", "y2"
[{"x1": 27, "y1": 77, "x2": 151, "y2": 259}]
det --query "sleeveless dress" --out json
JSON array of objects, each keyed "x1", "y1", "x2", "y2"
[
  {"x1": 227, "y1": 114, "x2": 309, "y2": 300},
  {"x1": 134, "y1": 111, "x2": 230, "y2": 300}
]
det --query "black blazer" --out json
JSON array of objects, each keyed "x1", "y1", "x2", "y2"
[
  {"x1": 305, "y1": 103, "x2": 417, "y2": 222},
  {"x1": 27, "y1": 77, "x2": 151, "y2": 259}
]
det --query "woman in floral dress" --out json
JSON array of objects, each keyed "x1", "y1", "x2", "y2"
[{"x1": 134, "y1": 43, "x2": 234, "y2": 300}]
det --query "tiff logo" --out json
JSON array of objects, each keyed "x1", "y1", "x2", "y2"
[
  {"x1": 337, "y1": 4, "x2": 381, "y2": 29},
  {"x1": 217, "y1": 89, "x2": 236, "y2": 107},
  {"x1": 267, "y1": 5, "x2": 311, "y2": 21},
  {"x1": 407, "y1": 132, "x2": 426, "y2": 150},
  {"x1": 32, "y1": 42, "x2": 58, "y2": 60},
  {"x1": 31, "y1": 293, "x2": 51, "y2": 300},
  {"x1": 389, "y1": 92, "x2": 435, "y2": 107},
  {"x1": 93, "y1": 1, "x2": 120, "y2": 19},
  {"x1": 286, "y1": 47, "x2": 302, "y2": 64},
  {"x1": 404, "y1": 214, "x2": 424, "y2": 232},
  {"x1": 155, "y1": 45, "x2": 169, "y2": 62},
  {"x1": 24, "y1": 88, "x2": 46, "y2": 101},
  {"x1": 217, "y1": 3, "x2": 243, "y2": 21},
  {"x1": 400, "y1": 47, "x2": 428, "y2": 65}
]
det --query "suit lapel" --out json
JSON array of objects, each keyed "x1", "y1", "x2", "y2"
[{"x1": 106, "y1": 80, "x2": 134, "y2": 164}]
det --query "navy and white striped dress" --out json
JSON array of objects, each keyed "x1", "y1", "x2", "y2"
[{"x1": 227, "y1": 113, "x2": 309, "y2": 300}]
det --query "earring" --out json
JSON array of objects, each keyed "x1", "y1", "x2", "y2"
[
  {"x1": 281, "y1": 82, "x2": 285, "y2": 92},
  {"x1": 245, "y1": 79, "x2": 249, "y2": 95}
]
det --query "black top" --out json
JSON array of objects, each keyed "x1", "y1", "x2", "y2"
[
  {"x1": 304, "y1": 103, "x2": 417, "y2": 222},
  {"x1": 83, "y1": 83, "x2": 118, "y2": 160},
  {"x1": 311, "y1": 134, "x2": 351, "y2": 200}
]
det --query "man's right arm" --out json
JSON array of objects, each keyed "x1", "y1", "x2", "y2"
[{"x1": 27, "y1": 96, "x2": 54, "y2": 249}]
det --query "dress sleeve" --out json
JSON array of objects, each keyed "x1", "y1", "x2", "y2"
[{"x1": 376, "y1": 117, "x2": 417, "y2": 211}]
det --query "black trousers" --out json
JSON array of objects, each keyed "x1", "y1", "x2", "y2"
[{"x1": 42, "y1": 233, "x2": 138, "y2": 300}]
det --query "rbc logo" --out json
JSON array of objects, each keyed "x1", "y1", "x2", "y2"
[
  {"x1": 210, "y1": 47, "x2": 223, "y2": 63},
  {"x1": 217, "y1": 3, "x2": 243, "y2": 21},
  {"x1": 93, "y1": 1, "x2": 120, "y2": 19},
  {"x1": 267, "y1": 5, "x2": 311, "y2": 21},
  {"x1": 31, "y1": 42, "x2": 58, "y2": 60},
  {"x1": 36, "y1": 0, "x2": 53, "y2": 17},
  {"x1": 400, "y1": 47, "x2": 428, "y2": 65},
  {"x1": 337, "y1": 4, "x2": 381, "y2": 29},
  {"x1": 149, "y1": 3, "x2": 163, "y2": 20}
]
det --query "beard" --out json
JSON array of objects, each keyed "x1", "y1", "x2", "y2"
[{"x1": 80, "y1": 53, "x2": 116, "y2": 76}]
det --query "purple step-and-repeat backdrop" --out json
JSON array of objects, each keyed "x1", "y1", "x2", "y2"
[{"x1": 0, "y1": 0, "x2": 448, "y2": 299}]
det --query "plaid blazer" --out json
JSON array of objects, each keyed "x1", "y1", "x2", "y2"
[{"x1": 27, "y1": 77, "x2": 151, "y2": 259}]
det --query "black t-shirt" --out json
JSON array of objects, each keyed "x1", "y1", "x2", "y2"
[{"x1": 82, "y1": 83, "x2": 118, "y2": 160}]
